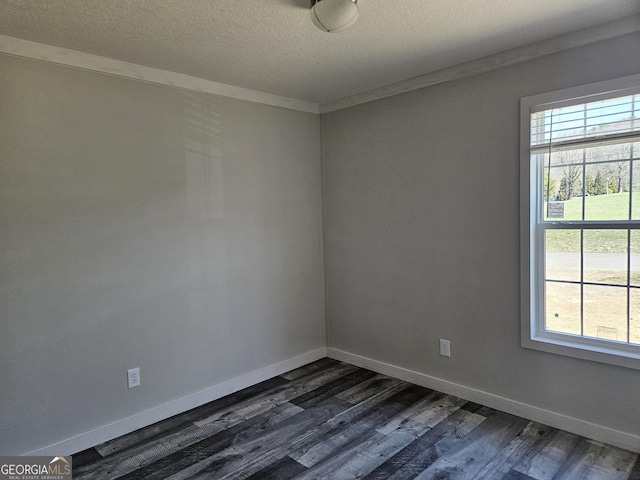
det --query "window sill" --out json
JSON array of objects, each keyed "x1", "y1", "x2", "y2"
[{"x1": 522, "y1": 330, "x2": 640, "y2": 370}]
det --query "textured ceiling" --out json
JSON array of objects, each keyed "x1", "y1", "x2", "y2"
[{"x1": 0, "y1": 0, "x2": 639, "y2": 104}]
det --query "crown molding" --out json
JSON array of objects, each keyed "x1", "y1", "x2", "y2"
[
  {"x1": 320, "y1": 14, "x2": 640, "y2": 113},
  {"x1": 1, "y1": 14, "x2": 639, "y2": 116},
  {"x1": 0, "y1": 35, "x2": 321, "y2": 114}
]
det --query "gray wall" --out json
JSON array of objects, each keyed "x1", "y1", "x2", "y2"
[
  {"x1": 3, "y1": 31, "x2": 640, "y2": 456},
  {"x1": 0, "y1": 56, "x2": 325, "y2": 455},
  {"x1": 323, "y1": 32, "x2": 640, "y2": 437}
]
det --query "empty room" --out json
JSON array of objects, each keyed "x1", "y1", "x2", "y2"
[{"x1": 1, "y1": 1, "x2": 640, "y2": 478}]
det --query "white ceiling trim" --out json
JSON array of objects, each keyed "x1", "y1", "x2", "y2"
[
  {"x1": 321, "y1": 14, "x2": 640, "y2": 113},
  {"x1": 0, "y1": 35, "x2": 321, "y2": 114},
  {"x1": 1, "y1": 13, "x2": 638, "y2": 116}
]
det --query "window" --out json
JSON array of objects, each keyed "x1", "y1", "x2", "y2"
[{"x1": 521, "y1": 74, "x2": 640, "y2": 369}]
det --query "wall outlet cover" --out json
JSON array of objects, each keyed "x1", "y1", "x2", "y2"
[
  {"x1": 127, "y1": 367, "x2": 140, "y2": 388},
  {"x1": 439, "y1": 339, "x2": 451, "y2": 357}
]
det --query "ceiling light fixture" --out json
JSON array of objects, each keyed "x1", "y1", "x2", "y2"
[{"x1": 310, "y1": 0, "x2": 359, "y2": 33}]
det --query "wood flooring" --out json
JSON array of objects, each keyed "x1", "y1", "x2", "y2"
[{"x1": 72, "y1": 358, "x2": 640, "y2": 479}]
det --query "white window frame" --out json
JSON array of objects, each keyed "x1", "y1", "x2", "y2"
[{"x1": 521, "y1": 73, "x2": 640, "y2": 370}]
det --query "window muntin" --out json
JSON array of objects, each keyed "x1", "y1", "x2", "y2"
[{"x1": 522, "y1": 76, "x2": 640, "y2": 368}]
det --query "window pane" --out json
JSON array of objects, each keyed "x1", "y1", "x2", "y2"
[
  {"x1": 550, "y1": 149, "x2": 583, "y2": 167},
  {"x1": 631, "y1": 231, "x2": 640, "y2": 287},
  {"x1": 630, "y1": 289, "x2": 640, "y2": 345},
  {"x1": 584, "y1": 163, "x2": 630, "y2": 221},
  {"x1": 543, "y1": 172, "x2": 582, "y2": 222},
  {"x1": 585, "y1": 143, "x2": 633, "y2": 163},
  {"x1": 545, "y1": 282, "x2": 581, "y2": 335},
  {"x1": 583, "y1": 230, "x2": 627, "y2": 285},
  {"x1": 553, "y1": 197, "x2": 583, "y2": 221},
  {"x1": 583, "y1": 285, "x2": 627, "y2": 342},
  {"x1": 543, "y1": 164, "x2": 561, "y2": 200},
  {"x1": 543, "y1": 166, "x2": 566, "y2": 221},
  {"x1": 543, "y1": 163, "x2": 582, "y2": 221},
  {"x1": 545, "y1": 149, "x2": 584, "y2": 211},
  {"x1": 545, "y1": 230, "x2": 580, "y2": 282},
  {"x1": 632, "y1": 160, "x2": 640, "y2": 220}
]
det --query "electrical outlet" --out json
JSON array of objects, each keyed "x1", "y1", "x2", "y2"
[
  {"x1": 439, "y1": 339, "x2": 451, "y2": 357},
  {"x1": 127, "y1": 367, "x2": 140, "y2": 388}
]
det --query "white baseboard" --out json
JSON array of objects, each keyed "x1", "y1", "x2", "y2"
[
  {"x1": 27, "y1": 347, "x2": 327, "y2": 456},
  {"x1": 28, "y1": 346, "x2": 640, "y2": 456},
  {"x1": 327, "y1": 347, "x2": 640, "y2": 453}
]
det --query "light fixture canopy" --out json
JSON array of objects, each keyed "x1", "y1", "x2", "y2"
[{"x1": 310, "y1": 0, "x2": 359, "y2": 33}]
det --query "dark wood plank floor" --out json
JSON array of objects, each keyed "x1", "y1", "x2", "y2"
[{"x1": 72, "y1": 358, "x2": 640, "y2": 479}]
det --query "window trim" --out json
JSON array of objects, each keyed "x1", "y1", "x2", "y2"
[{"x1": 520, "y1": 73, "x2": 640, "y2": 370}]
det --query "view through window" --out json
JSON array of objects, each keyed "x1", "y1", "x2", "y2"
[{"x1": 523, "y1": 76, "x2": 640, "y2": 367}]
